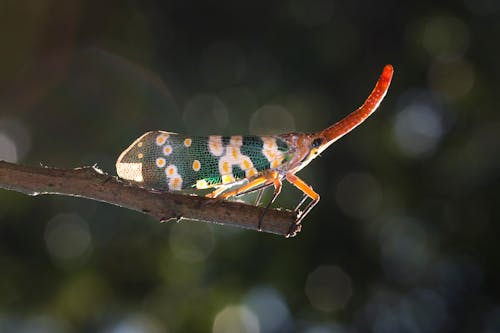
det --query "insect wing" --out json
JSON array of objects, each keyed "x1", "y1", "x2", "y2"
[
  {"x1": 116, "y1": 131, "x2": 193, "y2": 190},
  {"x1": 116, "y1": 131, "x2": 291, "y2": 191}
]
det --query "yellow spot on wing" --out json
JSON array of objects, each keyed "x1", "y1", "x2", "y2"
[
  {"x1": 262, "y1": 137, "x2": 280, "y2": 162},
  {"x1": 169, "y1": 176, "x2": 183, "y2": 190},
  {"x1": 192, "y1": 159, "x2": 201, "y2": 171},
  {"x1": 163, "y1": 145, "x2": 173, "y2": 155},
  {"x1": 222, "y1": 161, "x2": 230, "y2": 174},
  {"x1": 271, "y1": 159, "x2": 282, "y2": 168},
  {"x1": 221, "y1": 174, "x2": 235, "y2": 184},
  {"x1": 264, "y1": 149, "x2": 276, "y2": 160},
  {"x1": 138, "y1": 153, "x2": 144, "y2": 159},
  {"x1": 262, "y1": 137, "x2": 277, "y2": 149},
  {"x1": 208, "y1": 136, "x2": 224, "y2": 156},
  {"x1": 231, "y1": 147, "x2": 239, "y2": 159},
  {"x1": 230, "y1": 136, "x2": 243, "y2": 146},
  {"x1": 156, "y1": 158, "x2": 166, "y2": 168},
  {"x1": 166, "y1": 165, "x2": 177, "y2": 176},
  {"x1": 196, "y1": 179, "x2": 209, "y2": 189},
  {"x1": 246, "y1": 168, "x2": 257, "y2": 178},
  {"x1": 184, "y1": 138, "x2": 192, "y2": 147},
  {"x1": 156, "y1": 134, "x2": 169, "y2": 146},
  {"x1": 137, "y1": 142, "x2": 143, "y2": 147},
  {"x1": 242, "y1": 159, "x2": 251, "y2": 169}
]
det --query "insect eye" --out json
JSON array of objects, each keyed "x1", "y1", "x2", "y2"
[{"x1": 311, "y1": 138, "x2": 323, "y2": 148}]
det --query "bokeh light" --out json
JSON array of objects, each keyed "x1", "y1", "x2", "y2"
[
  {"x1": 429, "y1": 58, "x2": 476, "y2": 101},
  {"x1": 434, "y1": 257, "x2": 484, "y2": 308},
  {"x1": 393, "y1": 93, "x2": 444, "y2": 158},
  {"x1": 104, "y1": 313, "x2": 166, "y2": 333},
  {"x1": 44, "y1": 213, "x2": 92, "y2": 267},
  {"x1": 0, "y1": 315, "x2": 68, "y2": 333},
  {"x1": 379, "y1": 217, "x2": 433, "y2": 285},
  {"x1": 420, "y1": 15, "x2": 470, "y2": 59},
  {"x1": 359, "y1": 286, "x2": 453, "y2": 333},
  {"x1": 0, "y1": 117, "x2": 31, "y2": 162},
  {"x1": 183, "y1": 94, "x2": 228, "y2": 133},
  {"x1": 0, "y1": 133, "x2": 18, "y2": 163},
  {"x1": 212, "y1": 305, "x2": 259, "y2": 333},
  {"x1": 249, "y1": 105, "x2": 295, "y2": 135},
  {"x1": 168, "y1": 222, "x2": 215, "y2": 263},
  {"x1": 305, "y1": 266, "x2": 353, "y2": 312},
  {"x1": 243, "y1": 287, "x2": 291, "y2": 333},
  {"x1": 303, "y1": 322, "x2": 348, "y2": 333}
]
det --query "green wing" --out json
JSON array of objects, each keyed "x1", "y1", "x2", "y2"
[{"x1": 116, "y1": 131, "x2": 291, "y2": 191}]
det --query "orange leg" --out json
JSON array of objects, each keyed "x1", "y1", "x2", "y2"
[
  {"x1": 285, "y1": 173, "x2": 320, "y2": 235},
  {"x1": 268, "y1": 177, "x2": 283, "y2": 205},
  {"x1": 206, "y1": 185, "x2": 231, "y2": 198},
  {"x1": 285, "y1": 173, "x2": 320, "y2": 202},
  {"x1": 217, "y1": 175, "x2": 272, "y2": 200},
  {"x1": 207, "y1": 171, "x2": 284, "y2": 231}
]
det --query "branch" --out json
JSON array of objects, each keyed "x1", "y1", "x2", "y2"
[{"x1": 0, "y1": 161, "x2": 300, "y2": 237}]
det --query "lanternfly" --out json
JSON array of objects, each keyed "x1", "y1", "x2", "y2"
[{"x1": 116, "y1": 65, "x2": 394, "y2": 235}]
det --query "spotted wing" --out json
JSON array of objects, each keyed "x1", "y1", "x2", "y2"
[
  {"x1": 203, "y1": 135, "x2": 291, "y2": 187},
  {"x1": 116, "y1": 131, "x2": 291, "y2": 191}
]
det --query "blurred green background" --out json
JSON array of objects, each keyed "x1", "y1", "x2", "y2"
[{"x1": 1, "y1": 0, "x2": 499, "y2": 332}]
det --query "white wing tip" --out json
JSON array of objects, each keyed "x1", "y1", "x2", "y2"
[{"x1": 116, "y1": 162, "x2": 144, "y2": 182}]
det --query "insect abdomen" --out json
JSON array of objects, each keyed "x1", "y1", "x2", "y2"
[{"x1": 116, "y1": 131, "x2": 290, "y2": 191}]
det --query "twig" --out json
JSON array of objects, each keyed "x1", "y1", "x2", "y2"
[{"x1": 0, "y1": 161, "x2": 300, "y2": 237}]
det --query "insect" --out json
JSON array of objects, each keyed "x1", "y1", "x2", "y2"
[{"x1": 116, "y1": 65, "x2": 393, "y2": 235}]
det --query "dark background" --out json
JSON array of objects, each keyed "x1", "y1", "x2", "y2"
[{"x1": 1, "y1": 0, "x2": 499, "y2": 332}]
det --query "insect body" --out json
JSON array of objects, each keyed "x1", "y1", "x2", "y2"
[
  {"x1": 116, "y1": 133, "x2": 291, "y2": 191},
  {"x1": 116, "y1": 65, "x2": 394, "y2": 234}
]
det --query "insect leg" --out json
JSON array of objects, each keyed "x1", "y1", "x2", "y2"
[
  {"x1": 215, "y1": 172, "x2": 284, "y2": 231},
  {"x1": 206, "y1": 177, "x2": 273, "y2": 200},
  {"x1": 229, "y1": 182, "x2": 273, "y2": 198},
  {"x1": 206, "y1": 185, "x2": 231, "y2": 198},
  {"x1": 294, "y1": 194, "x2": 309, "y2": 211},
  {"x1": 217, "y1": 175, "x2": 272, "y2": 200},
  {"x1": 285, "y1": 173, "x2": 320, "y2": 235},
  {"x1": 254, "y1": 188, "x2": 265, "y2": 206},
  {"x1": 257, "y1": 177, "x2": 282, "y2": 230}
]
